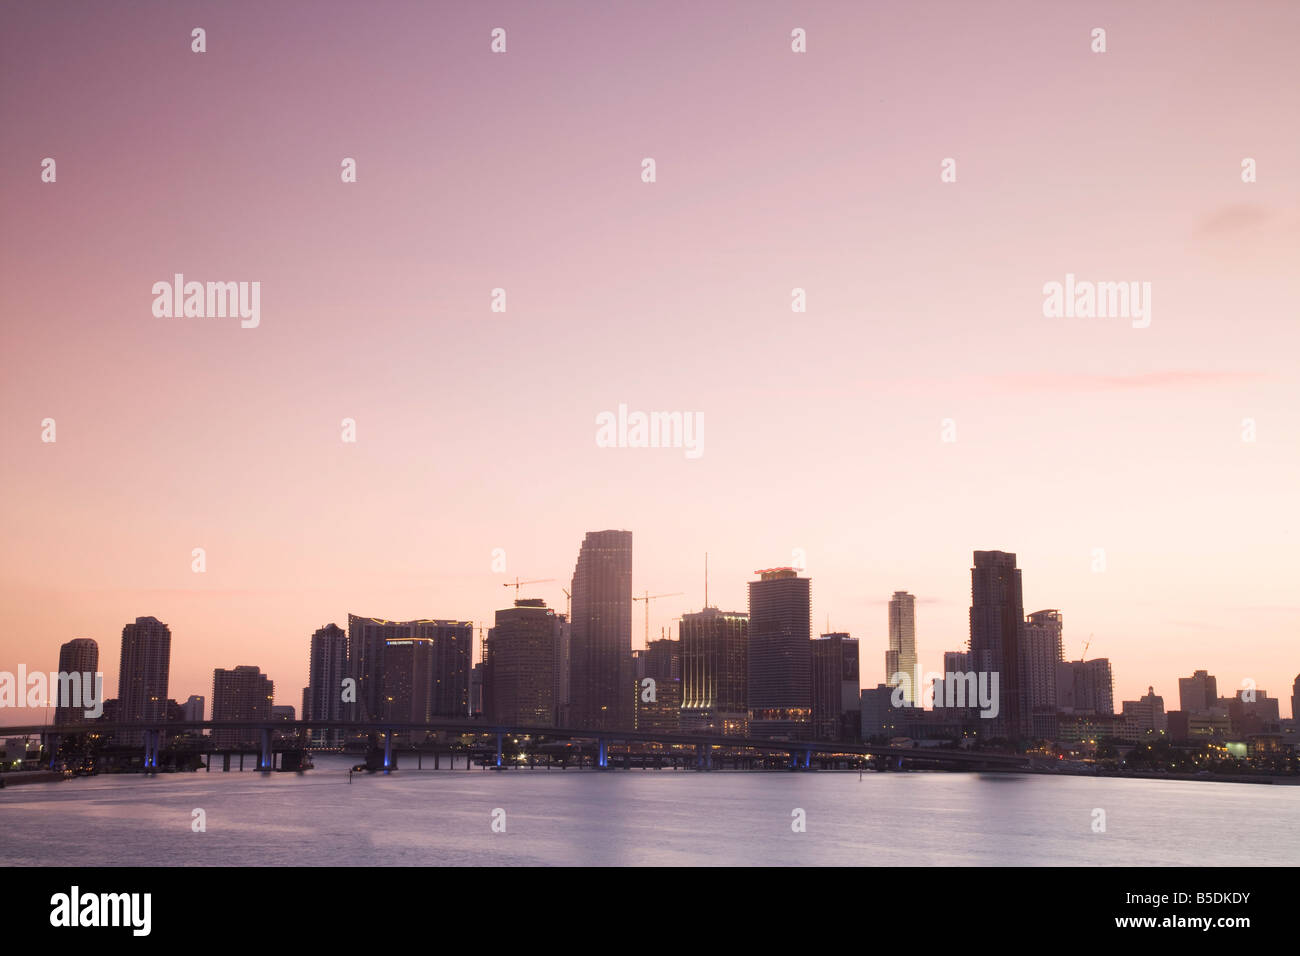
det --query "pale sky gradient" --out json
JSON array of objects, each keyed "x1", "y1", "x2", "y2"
[{"x1": 2, "y1": 2, "x2": 1298, "y2": 722}]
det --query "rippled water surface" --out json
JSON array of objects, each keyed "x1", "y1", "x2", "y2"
[{"x1": 3, "y1": 756, "x2": 1297, "y2": 866}]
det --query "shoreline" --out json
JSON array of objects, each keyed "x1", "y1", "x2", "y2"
[{"x1": 4, "y1": 764, "x2": 1298, "y2": 788}]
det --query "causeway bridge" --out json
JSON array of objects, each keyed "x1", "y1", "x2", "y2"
[{"x1": 2, "y1": 718, "x2": 1030, "y2": 773}]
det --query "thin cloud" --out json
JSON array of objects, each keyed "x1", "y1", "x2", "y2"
[{"x1": 1194, "y1": 203, "x2": 1276, "y2": 237}]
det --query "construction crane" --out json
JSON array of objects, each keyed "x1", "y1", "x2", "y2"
[
  {"x1": 561, "y1": 588, "x2": 571, "y2": 620},
  {"x1": 502, "y1": 576, "x2": 555, "y2": 600},
  {"x1": 1080, "y1": 634, "x2": 1093, "y2": 661},
  {"x1": 632, "y1": 591, "x2": 684, "y2": 648}
]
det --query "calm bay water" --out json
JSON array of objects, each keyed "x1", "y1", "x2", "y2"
[{"x1": 2, "y1": 755, "x2": 1297, "y2": 866}]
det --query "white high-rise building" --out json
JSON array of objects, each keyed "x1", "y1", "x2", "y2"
[
  {"x1": 1021, "y1": 609, "x2": 1063, "y2": 711},
  {"x1": 887, "y1": 591, "x2": 918, "y2": 706}
]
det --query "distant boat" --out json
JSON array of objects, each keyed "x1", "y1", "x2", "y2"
[{"x1": 277, "y1": 751, "x2": 314, "y2": 772}]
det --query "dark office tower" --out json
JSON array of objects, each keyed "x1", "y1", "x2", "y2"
[
  {"x1": 553, "y1": 613, "x2": 571, "y2": 724},
  {"x1": 1178, "y1": 670, "x2": 1219, "y2": 714},
  {"x1": 427, "y1": 621, "x2": 473, "y2": 717},
  {"x1": 182, "y1": 695, "x2": 205, "y2": 723},
  {"x1": 632, "y1": 670, "x2": 681, "y2": 733},
  {"x1": 347, "y1": 616, "x2": 473, "y2": 723},
  {"x1": 679, "y1": 608, "x2": 749, "y2": 735},
  {"x1": 1021, "y1": 609, "x2": 1063, "y2": 738},
  {"x1": 1292, "y1": 675, "x2": 1299, "y2": 723},
  {"x1": 306, "y1": 623, "x2": 348, "y2": 746},
  {"x1": 631, "y1": 636, "x2": 682, "y2": 733},
  {"x1": 968, "y1": 552, "x2": 1025, "y2": 740},
  {"x1": 211, "y1": 665, "x2": 274, "y2": 749},
  {"x1": 1228, "y1": 689, "x2": 1281, "y2": 736},
  {"x1": 747, "y1": 568, "x2": 812, "y2": 740},
  {"x1": 381, "y1": 636, "x2": 434, "y2": 723},
  {"x1": 887, "y1": 592, "x2": 918, "y2": 706},
  {"x1": 860, "y1": 684, "x2": 898, "y2": 740},
  {"x1": 117, "y1": 617, "x2": 171, "y2": 746},
  {"x1": 645, "y1": 637, "x2": 681, "y2": 685},
  {"x1": 486, "y1": 599, "x2": 560, "y2": 727},
  {"x1": 470, "y1": 663, "x2": 485, "y2": 717},
  {"x1": 54, "y1": 638, "x2": 99, "y2": 725},
  {"x1": 811, "y1": 632, "x2": 861, "y2": 742},
  {"x1": 568, "y1": 530, "x2": 633, "y2": 730}
]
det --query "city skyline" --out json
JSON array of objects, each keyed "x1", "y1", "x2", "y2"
[
  {"x1": 3, "y1": 2, "x2": 1298, "y2": 723},
  {"x1": 3, "y1": 535, "x2": 1295, "y2": 725}
]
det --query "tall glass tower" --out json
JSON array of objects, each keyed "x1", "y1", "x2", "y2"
[
  {"x1": 568, "y1": 530, "x2": 633, "y2": 730},
  {"x1": 747, "y1": 568, "x2": 811, "y2": 739},
  {"x1": 887, "y1": 591, "x2": 918, "y2": 706}
]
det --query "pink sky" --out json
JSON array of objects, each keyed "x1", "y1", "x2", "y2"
[{"x1": 2, "y1": 1, "x2": 1298, "y2": 721}]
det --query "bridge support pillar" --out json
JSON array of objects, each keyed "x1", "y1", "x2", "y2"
[
  {"x1": 597, "y1": 737, "x2": 608, "y2": 769},
  {"x1": 142, "y1": 730, "x2": 160, "y2": 771},
  {"x1": 803, "y1": 748, "x2": 812, "y2": 770},
  {"x1": 259, "y1": 728, "x2": 273, "y2": 772},
  {"x1": 383, "y1": 730, "x2": 393, "y2": 771},
  {"x1": 46, "y1": 733, "x2": 62, "y2": 769},
  {"x1": 694, "y1": 743, "x2": 711, "y2": 771},
  {"x1": 495, "y1": 731, "x2": 503, "y2": 768}
]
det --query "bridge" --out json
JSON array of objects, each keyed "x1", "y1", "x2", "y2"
[{"x1": 2, "y1": 718, "x2": 1030, "y2": 774}]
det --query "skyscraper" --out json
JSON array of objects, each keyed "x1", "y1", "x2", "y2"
[
  {"x1": 347, "y1": 615, "x2": 473, "y2": 723},
  {"x1": 1056, "y1": 658, "x2": 1115, "y2": 716},
  {"x1": 644, "y1": 637, "x2": 681, "y2": 685},
  {"x1": 568, "y1": 530, "x2": 633, "y2": 730},
  {"x1": 380, "y1": 636, "x2": 435, "y2": 723},
  {"x1": 553, "y1": 611, "x2": 571, "y2": 724},
  {"x1": 747, "y1": 568, "x2": 812, "y2": 740},
  {"x1": 1228, "y1": 689, "x2": 1281, "y2": 736},
  {"x1": 54, "y1": 638, "x2": 98, "y2": 726},
  {"x1": 1178, "y1": 669, "x2": 1219, "y2": 714},
  {"x1": 679, "y1": 607, "x2": 748, "y2": 735},
  {"x1": 485, "y1": 599, "x2": 561, "y2": 726},
  {"x1": 117, "y1": 616, "x2": 171, "y2": 746},
  {"x1": 1292, "y1": 675, "x2": 1299, "y2": 723},
  {"x1": 1021, "y1": 609, "x2": 1063, "y2": 737},
  {"x1": 212, "y1": 665, "x2": 274, "y2": 749},
  {"x1": 306, "y1": 623, "x2": 347, "y2": 746},
  {"x1": 887, "y1": 592, "x2": 918, "y2": 706},
  {"x1": 968, "y1": 552, "x2": 1025, "y2": 739},
  {"x1": 181, "y1": 694, "x2": 205, "y2": 724},
  {"x1": 811, "y1": 632, "x2": 860, "y2": 741},
  {"x1": 632, "y1": 637, "x2": 682, "y2": 733},
  {"x1": 427, "y1": 621, "x2": 473, "y2": 717},
  {"x1": 861, "y1": 684, "x2": 898, "y2": 740}
]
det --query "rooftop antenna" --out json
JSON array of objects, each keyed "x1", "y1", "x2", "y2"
[{"x1": 704, "y1": 552, "x2": 709, "y2": 609}]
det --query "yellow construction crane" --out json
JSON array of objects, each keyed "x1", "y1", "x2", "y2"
[{"x1": 633, "y1": 591, "x2": 684, "y2": 648}]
